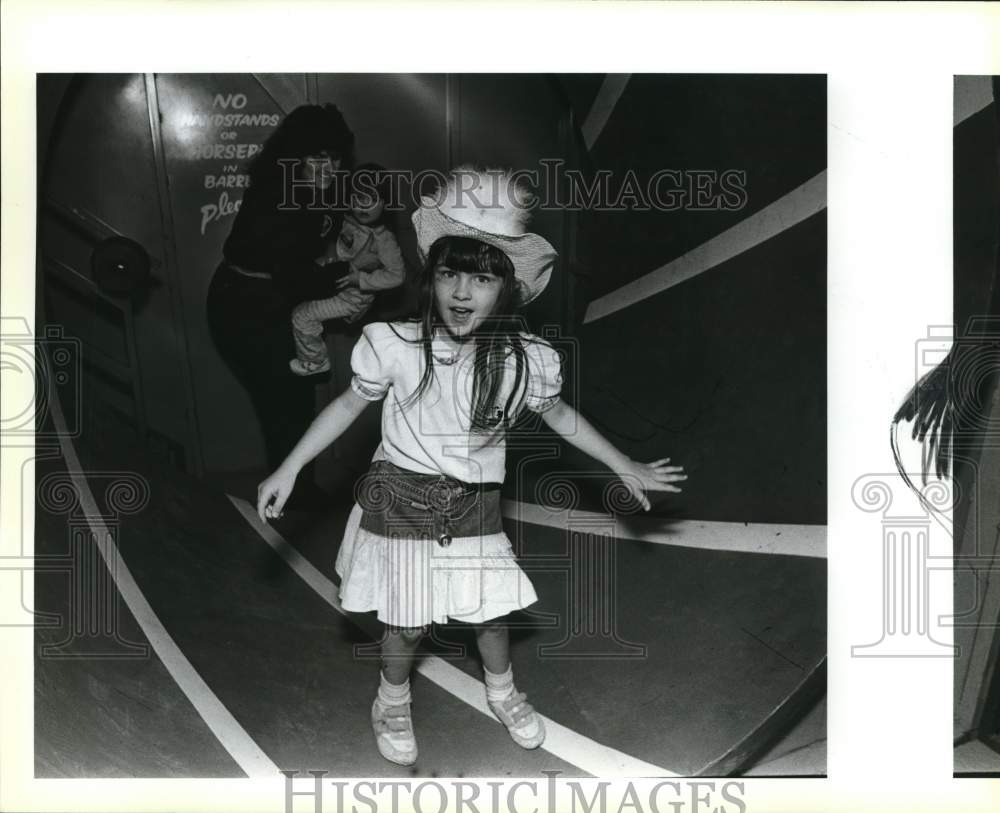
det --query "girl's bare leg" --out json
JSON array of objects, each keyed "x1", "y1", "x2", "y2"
[
  {"x1": 380, "y1": 625, "x2": 425, "y2": 686},
  {"x1": 475, "y1": 616, "x2": 545, "y2": 748},
  {"x1": 371, "y1": 625, "x2": 425, "y2": 766},
  {"x1": 474, "y1": 619, "x2": 511, "y2": 675}
]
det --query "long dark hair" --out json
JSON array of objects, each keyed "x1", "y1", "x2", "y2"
[
  {"x1": 891, "y1": 352, "x2": 953, "y2": 490},
  {"x1": 392, "y1": 236, "x2": 534, "y2": 433},
  {"x1": 248, "y1": 103, "x2": 355, "y2": 193},
  {"x1": 892, "y1": 320, "x2": 1000, "y2": 491}
]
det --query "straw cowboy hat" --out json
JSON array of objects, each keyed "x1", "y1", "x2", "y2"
[{"x1": 411, "y1": 166, "x2": 558, "y2": 305}]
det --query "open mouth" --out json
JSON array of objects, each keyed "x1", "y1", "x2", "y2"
[{"x1": 449, "y1": 307, "x2": 473, "y2": 322}]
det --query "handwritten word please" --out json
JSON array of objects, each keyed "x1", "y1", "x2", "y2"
[{"x1": 200, "y1": 191, "x2": 241, "y2": 235}]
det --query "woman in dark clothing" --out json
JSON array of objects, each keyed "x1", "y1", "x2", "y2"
[{"x1": 207, "y1": 103, "x2": 359, "y2": 474}]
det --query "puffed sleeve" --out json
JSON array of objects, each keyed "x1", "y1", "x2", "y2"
[
  {"x1": 350, "y1": 323, "x2": 397, "y2": 401},
  {"x1": 523, "y1": 337, "x2": 563, "y2": 413}
]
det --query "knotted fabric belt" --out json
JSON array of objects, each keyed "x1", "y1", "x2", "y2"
[{"x1": 357, "y1": 460, "x2": 503, "y2": 546}]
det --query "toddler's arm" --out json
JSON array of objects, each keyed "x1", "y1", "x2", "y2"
[
  {"x1": 355, "y1": 231, "x2": 406, "y2": 292},
  {"x1": 315, "y1": 236, "x2": 341, "y2": 267},
  {"x1": 256, "y1": 387, "x2": 371, "y2": 520},
  {"x1": 539, "y1": 398, "x2": 686, "y2": 511}
]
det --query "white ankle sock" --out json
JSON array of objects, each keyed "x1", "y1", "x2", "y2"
[
  {"x1": 485, "y1": 664, "x2": 540, "y2": 738},
  {"x1": 484, "y1": 664, "x2": 515, "y2": 704},
  {"x1": 377, "y1": 672, "x2": 411, "y2": 707}
]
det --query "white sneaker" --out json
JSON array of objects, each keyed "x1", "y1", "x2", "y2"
[
  {"x1": 489, "y1": 690, "x2": 546, "y2": 749},
  {"x1": 371, "y1": 699, "x2": 418, "y2": 765},
  {"x1": 289, "y1": 358, "x2": 330, "y2": 376}
]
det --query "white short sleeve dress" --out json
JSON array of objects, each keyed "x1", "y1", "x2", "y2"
[{"x1": 334, "y1": 321, "x2": 564, "y2": 627}]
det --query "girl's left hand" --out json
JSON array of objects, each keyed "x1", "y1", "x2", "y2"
[
  {"x1": 614, "y1": 457, "x2": 687, "y2": 511},
  {"x1": 335, "y1": 269, "x2": 360, "y2": 290}
]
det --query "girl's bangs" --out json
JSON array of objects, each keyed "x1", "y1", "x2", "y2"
[{"x1": 432, "y1": 237, "x2": 512, "y2": 278}]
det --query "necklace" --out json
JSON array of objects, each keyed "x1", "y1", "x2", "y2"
[
  {"x1": 433, "y1": 351, "x2": 461, "y2": 365},
  {"x1": 431, "y1": 330, "x2": 472, "y2": 366}
]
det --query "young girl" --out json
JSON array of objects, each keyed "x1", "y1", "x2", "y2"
[
  {"x1": 257, "y1": 167, "x2": 686, "y2": 766},
  {"x1": 289, "y1": 163, "x2": 407, "y2": 376}
]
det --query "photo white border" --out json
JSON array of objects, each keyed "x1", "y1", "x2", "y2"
[{"x1": 3, "y1": 1, "x2": 1000, "y2": 811}]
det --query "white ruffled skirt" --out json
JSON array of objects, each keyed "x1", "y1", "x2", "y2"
[{"x1": 335, "y1": 503, "x2": 538, "y2": 628}]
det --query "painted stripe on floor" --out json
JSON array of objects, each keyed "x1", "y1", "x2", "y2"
[
  {"x1": 229, "y1": 496, "x2": 678, "y2": 778},
  {"x1": 501, "y1": 500, "x2": 826, "y2": 560},
  {"x1": 49, "y1": 395, "x2": 280, "y2": 778},
  {"x1": 583, "y1": 171, "x2": 827, "y2": 324},
  {"x1": 581, "y1": 74, "x2": 631, "y2": 151}
]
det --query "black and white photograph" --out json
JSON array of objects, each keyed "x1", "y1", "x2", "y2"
[
  {"x1": 945, "y1": 75, "x2": 1000, "y2": 776},
  {"x1": 6, "y1": 3, "x2": 1000, "y2": 813},
  {"x1": 886, "y1": 75, "x2": 1000, "y2": 778},
  {"x1": 29, "y1": 72, "x2": 826, "y2": 781}
]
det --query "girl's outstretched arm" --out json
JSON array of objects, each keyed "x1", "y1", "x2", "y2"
[
  {"x1": 256, "y1": 387, "x2": 371, "y2": 521},
  {"x1": 539, "y1": 398, "x2": 687, "y2": 511}
]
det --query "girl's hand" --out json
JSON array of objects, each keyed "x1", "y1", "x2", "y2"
[
  {"x1": 335, "y1": 269, "x2": 360, "y2": 290},
  {"x1": 334, "y1": 288, "x2": 369, "y2": 311},
  {"x1": 256, "y1": 466, "x2": 298, "y2": 522},
  {"x1": 614, "y1": 457, "x2": 687, "y2": 512}
]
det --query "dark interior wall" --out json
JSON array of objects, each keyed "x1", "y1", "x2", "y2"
[
  {"x1": 954, "y1": 89, "x2": 1000, "y2": 336},
  {"x1": 36, "y1": 75, "x2": 74, "y2": 164},
  {"x1": 582, "y1": 75, "x2": 826, "y2": 299},
  {"x1": 953, "y1": 81, "x2": 1000, "y2": 546},
  {"x1": 552, "y1": 75, "x2": 828, "y2": 525},
  {"x1": 952, "y1": 78, "x2": 1000, "y2": 737},
  {"x1": 38, "y1": 74, "x2": 195, "y2": 462},
  {"x1": 568, "y1": 214, "x2": 826, "y2": 525}
]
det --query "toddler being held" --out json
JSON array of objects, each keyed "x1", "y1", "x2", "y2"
[{"x1": 289, "y1": 163, "x2": 406, "y2": 376}]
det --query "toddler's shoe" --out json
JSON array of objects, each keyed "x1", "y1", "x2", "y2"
[
  {"x1": 489, "y1": 690, "x2": 546, "y2": 749},
  {"x1": 289, "y1": 358, "x2": 330, "y2": 376},
  {"x1": 371, "y1": 699, "x2": 418, "y2": 765}
]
